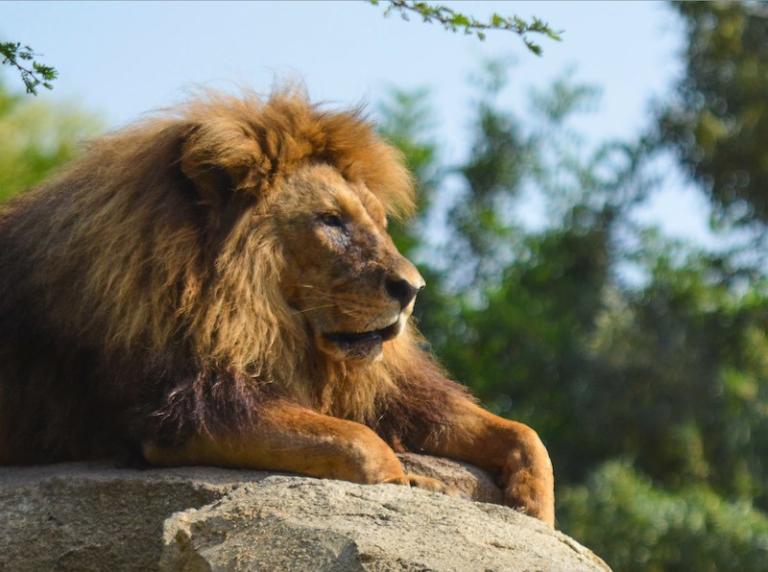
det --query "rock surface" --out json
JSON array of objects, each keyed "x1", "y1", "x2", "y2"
[{"x1": 0, "y1": 456, "x2": 610, "y2": 572}]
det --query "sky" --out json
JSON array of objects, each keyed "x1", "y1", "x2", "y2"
[{"x1": 1, "y1": 1, "x2": 716, "y2": 245}]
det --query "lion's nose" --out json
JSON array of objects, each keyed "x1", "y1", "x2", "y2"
[{"x1": 385, "y1": 276, "x2": 425, "y2": 309}]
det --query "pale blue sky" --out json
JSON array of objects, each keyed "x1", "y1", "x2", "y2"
[{"x1": 1, "y1": 1, "x2": 714, "y2": 244}]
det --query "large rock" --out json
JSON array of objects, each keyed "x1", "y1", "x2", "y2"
[{"x1": 0, "y1": 456, "x2": 610, "y2": 571}]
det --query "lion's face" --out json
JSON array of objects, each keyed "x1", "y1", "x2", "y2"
[{"x1": 273, "y1": 164, "x2": 424, "y2": 363}]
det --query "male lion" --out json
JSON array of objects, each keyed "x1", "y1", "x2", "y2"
[{"x1": 0, "y1": 92, "x2": 554, "y2": 526}]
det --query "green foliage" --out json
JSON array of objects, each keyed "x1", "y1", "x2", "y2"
[
  {"x1": 379, "y1": 56, "x2": 768, "y2": 568},
  {"x1": 0, "y1": 41, "x2": 57, "y2": 95},
  {"x1": 583, "y1": 242, "x2": 768, "y2": 504},
  {"x1": 371, "y1": 0, "x2": 561, "y2": 54},
  {"x1": 0, "y1": 82, "x2": 99, "y2": 200},
  {"x1": 659, "y1": 2, "x2": 768, "y2": 226},
  {"x1": 559, "y1": 461, "x2": 768, "y2": 572}
]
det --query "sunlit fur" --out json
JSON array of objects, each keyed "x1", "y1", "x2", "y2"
[{"x1": 0, "y1": 90, "x2": 468, "y2": 462}]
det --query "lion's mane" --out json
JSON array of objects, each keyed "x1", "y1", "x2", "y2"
[{"x1": 0, "y1": 91, "x2": 466, "y2": 463}]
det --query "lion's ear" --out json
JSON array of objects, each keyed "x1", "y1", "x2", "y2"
[{"x1": 180, "y1": 120, "x2": 269, "y2": 204}]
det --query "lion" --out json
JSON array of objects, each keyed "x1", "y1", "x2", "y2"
[{"x1": 0, "y1": 91, "x2": 554, "y2": 526}]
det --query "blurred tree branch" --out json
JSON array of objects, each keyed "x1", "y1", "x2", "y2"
[
  {"x1": 0, "y1": 42, "x2": 57, "y2": 95},
  {"x1": 371, "y1": 0, "x2": 562, "y2": 55}
]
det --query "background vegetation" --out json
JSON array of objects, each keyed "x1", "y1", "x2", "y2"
[
  {"x1": 380, "y1": 3, "x2": 768, "y2": 570},
  {"x1": 3, "y1": 2, "x2": 768, "y2": 570}
]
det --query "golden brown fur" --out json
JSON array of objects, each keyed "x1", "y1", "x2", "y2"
[{"x1": 0, "y1": 90, "x2": 555, "y2": 526}]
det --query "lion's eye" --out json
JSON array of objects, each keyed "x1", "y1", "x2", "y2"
[{"x1": 319, "y1": 213, "x2": 345, "y2": 228}]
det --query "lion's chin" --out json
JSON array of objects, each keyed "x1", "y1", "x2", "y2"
[{"x1": 319, "y1": 318, "x2": 402, "y2": 363}]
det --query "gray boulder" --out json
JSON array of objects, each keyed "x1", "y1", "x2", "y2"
[{"x1": 0, "y1": 456, "x2": 610, "y2": 571}]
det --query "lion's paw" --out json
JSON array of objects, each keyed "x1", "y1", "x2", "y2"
[
  {"x1": 501, "y1": 452, "x2": 555, "y2": 527},
  {"x1": 405, "y1": 473, "x2": 460, "y2": 497}
]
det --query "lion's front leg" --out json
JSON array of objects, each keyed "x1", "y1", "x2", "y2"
[
  {"x1": 142, "y1": 401, "x2": 448, "y2": 493},
  {"x1": 419, "y1": 398, "x2": 555, "y2": 527}
]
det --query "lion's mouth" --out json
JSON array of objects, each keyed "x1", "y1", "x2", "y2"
[{"x1": 323, "y1": 319, "x2": 401, "y2": 355}]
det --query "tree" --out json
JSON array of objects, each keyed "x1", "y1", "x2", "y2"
[
  {"x1": 559, "y1": 461, "x2": 768, "y2": 572},
  {"x1": 659, "y1": 2, "x2": 768, "y2": 227}
]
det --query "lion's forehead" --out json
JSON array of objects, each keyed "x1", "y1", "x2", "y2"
[{"x1": 286, "y1": 164, "x2": 388, "y2": 229}]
